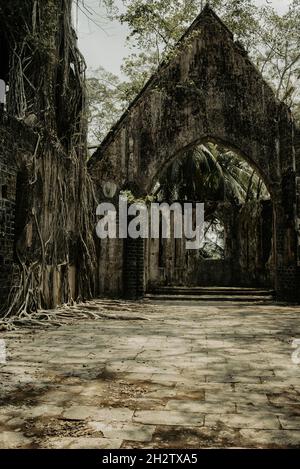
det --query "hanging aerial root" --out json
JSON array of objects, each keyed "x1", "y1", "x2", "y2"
[{"x1": 0, "y1": 1, "x2": 98, "y2": 319}]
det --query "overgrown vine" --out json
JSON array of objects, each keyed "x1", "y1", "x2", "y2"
[{"x1": 0, "y1": 0, "x2": 97, "y2": 326}]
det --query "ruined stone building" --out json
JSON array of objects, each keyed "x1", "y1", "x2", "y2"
[
  {"x1": 0, "y1": 3, "x2": 300, "y2": 315},
  {"x1": 89, "y1": 6, "x2": 300, "y2": 302}
]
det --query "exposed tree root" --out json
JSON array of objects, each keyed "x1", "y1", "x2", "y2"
[{"x1": 0, "y1": 300, "x2": 149, "y2": 331}]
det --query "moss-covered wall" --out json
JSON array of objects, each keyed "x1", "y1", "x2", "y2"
[{"x1": 89, "y1": 7, "x2": 297, "y2": 299}]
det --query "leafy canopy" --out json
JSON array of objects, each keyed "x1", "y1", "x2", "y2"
[{"x1": 87, "y1": 0, "x2": 299, "y2": 145}]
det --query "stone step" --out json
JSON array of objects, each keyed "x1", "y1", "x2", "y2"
[
  {"x1": 145, "y1": 293, "x2": 274, "y2": 303},
  {"x1": 149, "y1": 286, "x2": 274, "y2": 295},
  {"x1": 145, "y1": 286, "x2": 275, "y2": 303}
]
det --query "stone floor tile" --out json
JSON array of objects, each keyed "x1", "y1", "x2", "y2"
[
  {"x1": 63, "y1": 406, "x2": 133, "y2": 422},
  {"x1": 166, "y1": 399, "x2": 235, "y2": 413},
  {"x1": 133, "y1": 410, "x2": 204, "y2": 426},
  {"x1": 44, "y1": 437, "x2": 122, "y2": 449},
  {"x1": 205, "y1": 412, "x2": 280, "y2": 430},
  {"x1": 240, "y1": 429, "x2": 300, "y2": 448},
  {"x1": 2, "y1": 298, "x2": 300, "y2": 448},
  {"x1": 278, "y1": 415, "x2": 300, "y2": 430},
  {"x1": 0, "y1": 431, "x2": 32, "y2": 449},
  {"x1": 89, "y1": 422, "x2": 156, "y2": 442}
]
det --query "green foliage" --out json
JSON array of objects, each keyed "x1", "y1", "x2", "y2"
[
  {"x1": 112, "y1": 0, "x2": 299, "y2": 113},
  {"x1": 86, "y1": 56, "x2": 160, "y2": 145},
  {"x1": 86, "y1": 67, "x2": 125, "y2": 145},
  {"x1": 120, "y1": 51, "x2": 159, "y2": 102},
  {"x1": 106, "y1": 0, "x2": 258, "y2": 50},
  {"x1": 254, "y1": 0, "x2": 300, "y2": 116},
  {"x1": 201, "y1": 220, "x2": 225, "y2": 260},
  {"x1": 120, "y1": 190, "x2": 155, "y2": 205},
  {"x1": 157, "y1": 143, "x2": 269, "y2": 204},
  {"x1": 88, "y1": 0, "x2": 300, "y2": 145},
  {"x1": 102, "y1": 0, "x2": 261, "y2": 92}
]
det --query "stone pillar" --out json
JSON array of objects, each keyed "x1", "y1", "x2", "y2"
[
  {"x1": 273, "y1": 171, "x2": 299, "y2": 300},
  {"x1": 136, "y1": 237, "x2": 145, "y2": 298},
  {"x1": 271, "y1": 105, "x2": 299, "y2": 301},
  {"x1": 124, "y1": 236, "x2": 145, "y2": 299}
]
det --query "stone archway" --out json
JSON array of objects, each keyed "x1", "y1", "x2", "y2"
[
  {"x1": 89, "y1": 6, "x2": 298, "y2": 300},
  {"x1": 145, "y1": 144, "x2": 274, "y2": 293}
]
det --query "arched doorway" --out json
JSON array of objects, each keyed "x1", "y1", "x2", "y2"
[{"x1": 144, "y1": 139, "x2": 274, "y2": 292}]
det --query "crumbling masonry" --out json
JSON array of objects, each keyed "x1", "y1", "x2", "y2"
[
  {"x1": 89, "y1": 7, "x2": 300, "y2": 301},
  {"x1": 1, "y1": 4, "x2": 300, "y2": 313}
]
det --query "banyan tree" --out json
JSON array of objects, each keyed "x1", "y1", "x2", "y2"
[{"x1": 0, "y1": 0, "x2": 97, "y2": 319}]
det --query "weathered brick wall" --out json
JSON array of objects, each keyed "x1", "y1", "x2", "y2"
[
  {"x1": 0, "y1": 162, "x2": 17, "y2": 303},
  {"x1": 0, "y1": 111, "x2": 35, "y2": 306},
  {"x1": 0, "y1": 113, "x2": 17, "y2": 304}
]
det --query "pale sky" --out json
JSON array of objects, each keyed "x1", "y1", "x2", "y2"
[{"x1": 76, "y1": 0, "x2": 290, "y2": 77}]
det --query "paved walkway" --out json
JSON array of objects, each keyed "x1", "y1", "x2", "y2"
[{"x1": 0, "y1": 299, "x2": 300, "y2": 448}]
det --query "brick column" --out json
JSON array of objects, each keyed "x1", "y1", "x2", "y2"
[
  {"x1": 123, "y1": 205, "x2": 146, "y2": 300},
  {"x1": 124, "y1": 236, "x2": 145, "y2": 299},
  {"x1": 273, "y1": 172, "x2": 299, "y2": 301}
]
